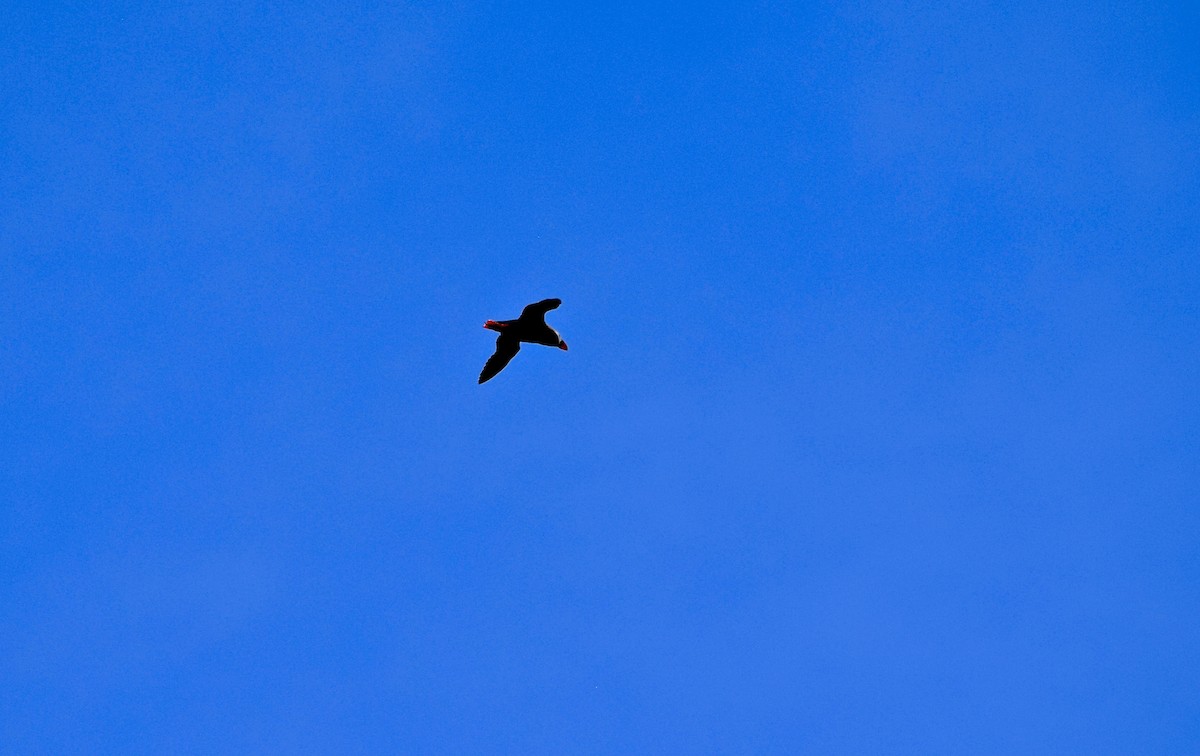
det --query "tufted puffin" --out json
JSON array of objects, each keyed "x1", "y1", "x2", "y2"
[{"x1": 478, "y1": 298, "x2": 569, "y2": 383}]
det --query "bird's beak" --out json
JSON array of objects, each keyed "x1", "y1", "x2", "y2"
[{"x1": 558, "y1": 341, "x2": 569, "y2": 351}]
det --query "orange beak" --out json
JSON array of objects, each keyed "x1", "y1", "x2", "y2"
[{"x1": 558, "y1": 341, "x2": 569, "y2": 351}]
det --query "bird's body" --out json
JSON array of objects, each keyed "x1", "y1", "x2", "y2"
[{"x1": 478, "y1": 298, "x2": 568, "y2": 383}]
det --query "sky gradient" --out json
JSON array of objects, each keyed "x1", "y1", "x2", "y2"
[{"x1": 3, "y1": 1, "x2": 1199, "y2": 752}]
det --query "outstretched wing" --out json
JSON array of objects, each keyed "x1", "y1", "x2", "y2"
[
  {"x1": 478, "y1": 334, "x2": 520, "y2": 383},
  {"x1": 520, "y1": 298, "x2": 562, "y2": 321}
]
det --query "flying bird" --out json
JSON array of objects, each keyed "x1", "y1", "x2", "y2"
[{"x1": 478, "y1": 298, "x2": 568, "y2": 383}]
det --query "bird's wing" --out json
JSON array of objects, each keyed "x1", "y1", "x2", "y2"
[
  {"x1": 478, "y1": 334, "x2": 520, "y2": 383},
  {"x1": 520, "y1": 298, "x2": 562, "y2": 320}
]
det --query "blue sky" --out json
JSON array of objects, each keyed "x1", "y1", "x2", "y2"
[{"x1": 2, "y1": 1, "x2": 1198, "y2": 752}]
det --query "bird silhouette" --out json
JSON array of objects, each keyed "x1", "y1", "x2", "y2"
[{"x1": 478, "y1": 298, "x2": 568, "y2": 383}]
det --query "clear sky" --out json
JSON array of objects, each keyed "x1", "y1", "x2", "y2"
[{"x1": 3, "y1": 1, "x2": 1198, "y2": 752}]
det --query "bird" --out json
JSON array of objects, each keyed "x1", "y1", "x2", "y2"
[{"x1": 478, "y1": 298, "x2": 568, "y2": 383}]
